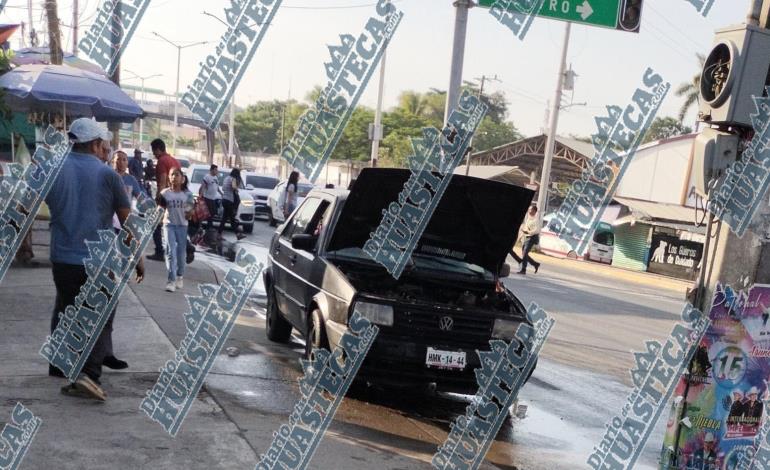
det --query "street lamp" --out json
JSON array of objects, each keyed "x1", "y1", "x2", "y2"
[
  {"x1": 123, "y1": 70, "x2": 162, "y2": 149},
  {"x1": 151, "y1": 32, "x2": 208, "y2": 155}
]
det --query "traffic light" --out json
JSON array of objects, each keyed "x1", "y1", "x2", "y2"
[
  {"x1": 699, "y1": 24, "x2": 770, "y2": 127},
  {"x1": 617, "y1": 0, "x2": 643, "y2": 33}
]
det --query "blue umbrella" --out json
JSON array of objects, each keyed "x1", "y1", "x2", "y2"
[{"x1": 0, "y1": 64, "x2": 143, "y2": 123}]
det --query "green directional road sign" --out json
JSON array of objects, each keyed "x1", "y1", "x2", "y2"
[{"x1": 477, "y1": 0, "x2": 642, "y2": 33}]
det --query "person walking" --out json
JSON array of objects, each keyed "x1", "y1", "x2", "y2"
[
  {"x1": 219, "y1": 168, "x2": 245, "y2": 239},
  {"x1": 147, "y1": 139, "x2": 180, "y2": 261},
  {"x1": 200, "y1": 164, "x2": 221, "y2": 231},
  {"x1": 283, "y1": 171, "x2": 300, "y2": 219},
  {"x1": 128, "y1": 148, "x2": 145, "y2": 188},
  {"x1": 45, "y1": 118, "x2": 144, "y2": 401},
  {"x1": 513, "y1": 204, "x2": 541, "y2": 275},
  {"x1": 158, "y1": 167, "x2": 194, "y2": 292}
]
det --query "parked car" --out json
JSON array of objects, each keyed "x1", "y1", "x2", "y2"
[
  {"x1": 538, "y1": 213, "x2": 614, "y2": 264},
  {"x1": 188, "y1": 164, "x2": 255, "y2": 233},
  {"x1": 263, "y1": 168, "x2": 537, "y2": 394},
  {"x1": 243, "y1": 172, "x2": 279, "y2": 220},
  {"x1": 266, "y1": 179, "x2": 316, "y2": 227}
]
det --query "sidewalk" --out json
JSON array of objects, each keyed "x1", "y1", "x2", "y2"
[
  {"x1": 0, "y1": 223, "x2": 255, "y2": 469},
  {"x1": 520, "y1": 249, "x2": 692, "y2": 294}
]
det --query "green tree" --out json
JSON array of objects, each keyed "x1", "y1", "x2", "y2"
[
  {"x1": 642, "y1": 116, "x2": 693, "y2": 144},
  {"x1": 675, "y1": 53, "x2": 706, "y2": 123},
  {"x1": 332, "y1": 106, "x2": 375, "y2": 161},
  {"x1": 473, "y1": 116, "x2": 522, "y2": 152},
  {"x1": 235, "y1": 99, "x2": 307, "y2": 153}
]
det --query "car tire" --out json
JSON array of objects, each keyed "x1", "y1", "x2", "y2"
[
  {"x1": 567, "y1": 250, "x2": 578, "y2": 260},
  {"x1": 268, "y1": 211, "x2": 277, "y2": 227},
  {"x1": 266, "y1": 285, "x2": 292, "y2": 343},
  {"x1": 304, "y1": 309, "x2": 329, "y2": 360},
  {"x1": 243, "y1": 224, "x2": 254, "y2": 234}
]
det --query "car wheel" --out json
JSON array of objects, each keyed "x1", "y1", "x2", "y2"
[
  {"x1": 304, "y1": 309, "x2": 329, "y2": 360},
  {"x1": 266, "y1": 285, "x2": 292, "y2": 343},
  {"x1": 567, "y1": 250, "x2": 578, "y2": 260},
  {"x1": 268, "y1": 211, "x2": 277, "y2": 227},
  {"x1": 243, "y1": 224, "x2": 254, "y2": 234}
]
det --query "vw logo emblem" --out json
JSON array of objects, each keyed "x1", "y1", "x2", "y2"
[{"x1": 439, "y1": 316, "x2": 454, "y2": 331}]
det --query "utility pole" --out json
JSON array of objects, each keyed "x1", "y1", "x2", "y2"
[
  {"x1": 72, "y1": 0, "x2": 78, "y2": 55},
  {"x1": 44, "y1": 0, "x2": 63, "y2": 65},
  {"x1": 698, "y1": 0, "x2": 770, "y2": 311},
  {"x1": 108, "y1": 1, "x2": 123, "y2": 150},
  {"x1": 124, "y1": 70, "x2": 162, "y2": 148},
  {"x1": 536, "y1": 21, "x2": 571, "y2": 227},
  {"x1": 465, "y1": 74, "x2": 500, "y2": 176},
  {"x1": 229, "y1": 95, "x2": 236, "y2": 167},
  {"x1": 370, "y1": 47, "x2": 387, "y2": 168},
  {"x1": 444, "y1": 0, "x2": 472, "y2": 125},
  {"x1": 28, "y1": 0, "x2": 37, "y2": 47}
]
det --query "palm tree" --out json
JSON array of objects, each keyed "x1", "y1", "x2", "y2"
[{"x1": 675, "y1": 53, "x2": 706, "y2": 123}]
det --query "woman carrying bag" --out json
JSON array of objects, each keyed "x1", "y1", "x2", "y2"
[{"x1": 219, "y1": 168, "x2": 246, "y2": 239}]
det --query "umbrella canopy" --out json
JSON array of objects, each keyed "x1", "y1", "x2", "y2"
[
  {"x1": 0, "y1": 64, "x2": 143, "y2": 123},
  {"x1": 11, "y1": 47, "x2": 106, "y2": 75}
]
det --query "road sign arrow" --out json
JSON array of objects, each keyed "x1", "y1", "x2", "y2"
[{"x1": 576, "y1": 0, "x2": 594, "y2": 20}]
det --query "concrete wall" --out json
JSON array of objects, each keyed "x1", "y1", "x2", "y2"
[{"x1": 616, "y1": 135, "x2": 697, "y2": 207}]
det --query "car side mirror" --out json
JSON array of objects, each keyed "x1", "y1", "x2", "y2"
[
  {"x1": 499, "y1": 263, "x2": 511, "y2": 278},
  {"x1": 291, "y1": 234, "x2": 317, "y2": 252}
]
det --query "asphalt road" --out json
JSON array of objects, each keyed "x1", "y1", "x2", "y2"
[{"x1": 172, "y1": 218, "x2": 689, "y2": 470}]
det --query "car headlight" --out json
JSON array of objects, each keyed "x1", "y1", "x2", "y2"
[
  {"x1": 241, "y1": 199, "x2": 254, "y2": 207},
  {"x1": 492, "y1": 319, "x2": 519, "y2": 340},
  {"x1": 353, "y1": 301, "x2": 394, "y2": 326}
]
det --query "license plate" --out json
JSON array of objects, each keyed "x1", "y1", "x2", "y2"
[{"x1": 426, "y1": 348, "x2": 466, "y2": 370}]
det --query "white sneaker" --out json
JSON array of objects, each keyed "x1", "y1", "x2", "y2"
[
  {"x1": 175, "y1": 277, "x2": 184, "y2": 289},
  {"x1": 165, "y1": 282, "x2": 176, "y2": 292}
]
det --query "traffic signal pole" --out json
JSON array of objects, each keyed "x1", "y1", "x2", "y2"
[
  {"x1": 536, "y1": 21, "x2": 571, "y2": 226},
  {"x1": 444, "y1": 0, "x2": 472, "y2": 125},
  {"x1": 698, "y1": 0, "x2": 770, "y2": 311}
]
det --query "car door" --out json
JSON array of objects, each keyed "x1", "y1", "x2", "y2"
[{"x1": 272, "y1": 197, "x2": 324, "y2": 328}]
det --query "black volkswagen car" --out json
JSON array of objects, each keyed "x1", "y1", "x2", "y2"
[{"x1": 263, "y1": 168, "x2": 535, "y2": 394}]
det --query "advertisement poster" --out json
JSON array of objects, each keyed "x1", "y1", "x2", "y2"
[
  {"x1": 660, "y1": 284, "x2": 770, "y2": 469},
  {"x1": 647, "y1": 233, "x2": 704, "y2": 281}
]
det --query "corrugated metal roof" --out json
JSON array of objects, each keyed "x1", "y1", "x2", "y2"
[
  {"x1": 613, "y1": 196, "x2": 699, "y2": 224},
  {"x1": 452, "y1": 165, "x2": 522, "y2": 179},
  {"x1": 555, "y1": 136, "x2": 595, "y2": 159}
]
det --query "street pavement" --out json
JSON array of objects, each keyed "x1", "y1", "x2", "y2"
[{"x1": 0, "y1": 217, "x2": 691, "y2": 469}]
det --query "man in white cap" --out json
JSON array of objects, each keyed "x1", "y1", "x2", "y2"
[
  {"x1": 690, "y1": 432, "x2": 717, "y2": 468},
  {"x1": 728, "y1": 388, "x2": 745, "y2": 423},
  {"x1": 45, "y1": 118, "x2": 144, "y2": 401}
]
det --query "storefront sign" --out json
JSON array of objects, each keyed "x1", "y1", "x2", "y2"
[
  {"x1": 660, "y1": 284, "x2": 770, "y2": 469},
  {"x1": 647, "y1": 233, "x2": 703, "y2": 281}
]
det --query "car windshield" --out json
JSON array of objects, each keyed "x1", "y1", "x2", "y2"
[
  {"x1": 298, "y1": 184, "x2": 314, "y2": 197},
  {"x1": 178, "y1": 159, "x2": 191, "y2": 168},
  {"x1": 246, "y1": 175, "x2": 278, "y2": 189},
  {"x1": 191, "y1": 169, "x2": 207, "y2": 184},
  {"x1": 326, "y1": 247, "x2": 492, "y2": 279}
]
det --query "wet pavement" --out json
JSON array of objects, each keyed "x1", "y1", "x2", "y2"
[{"x1": 186, "y1": 220, "x2": 686, "y2": 469}]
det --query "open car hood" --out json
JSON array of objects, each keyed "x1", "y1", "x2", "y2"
[{"x1": 326, "y1": 168, "x2": 535, "y2": 275}]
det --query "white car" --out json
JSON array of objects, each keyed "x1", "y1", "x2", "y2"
[
  {"x1": 266, "y1": 179, "x2": 315, "y2": 227},
  {"x1": 188, "y1": 164, "x2": 255, "y2": 233},
  {"x1": 538, "y1": 213, "x2": 614, "y2": 264},
  {"x1": 243, "y1": 172, "x2": 279, "y2": 221}
]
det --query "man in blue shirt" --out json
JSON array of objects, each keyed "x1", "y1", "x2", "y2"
[
  {"x1": 128, "y1": 148, "x2": 145, "y2": 190},
  {"x1": 45, "y1": 118, "x2": 145, "y2": 401}
]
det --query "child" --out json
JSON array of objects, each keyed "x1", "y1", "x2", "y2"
[{"x1": 158, "y1": 167, "x2": 194, "y2": 292}]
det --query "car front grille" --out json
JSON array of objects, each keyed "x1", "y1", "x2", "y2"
[
  {"x1": 387, "y1": 304, "x2": 495, "y2": 349},
  {"x1": 240, "y1": 214, "x2": 254, "y2": 222}
]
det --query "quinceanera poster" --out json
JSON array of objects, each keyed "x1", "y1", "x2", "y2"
[{"x1": 660, "y1": 284, "x2": 770, "y2": 469}]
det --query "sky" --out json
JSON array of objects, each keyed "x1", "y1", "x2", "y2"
[{"x1": 2, "y1": 0, "x2": 746, "y2": 138}]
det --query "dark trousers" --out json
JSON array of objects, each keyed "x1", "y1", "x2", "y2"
[
  {"x1": 152, "y1": 225, "x2": 164, "y2": 256},
  {"x1": 51, "y1": 263, "x2": 116, "y2": 382},
  {"x1": 514, "y1": 235, "x2": 540, "y2": 273},
  {"x1": 219, "y1": 200, "x2": 239, "y2": 233},
  {"x1": 204, "y1": 198, "x2": 219, "y2": 230}
]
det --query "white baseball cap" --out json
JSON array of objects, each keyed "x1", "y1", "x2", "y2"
[{"x1": 68, "y1": 118, "x2": 112, "y2": 143}]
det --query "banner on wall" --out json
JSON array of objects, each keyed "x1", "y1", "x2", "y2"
[{"x1": 660, "y1": 284, "x2": 770, "y2": 469}]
